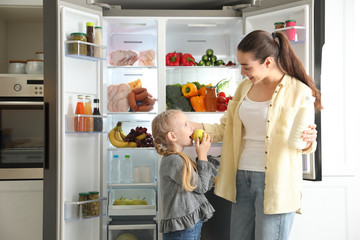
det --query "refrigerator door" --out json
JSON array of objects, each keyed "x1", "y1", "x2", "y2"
[
  {"x1": 242, "y1": 0, "x2": 321, "y2": 180},
  {"x1": 43, "y1": 1, "x2": 107, "y2": 240}
]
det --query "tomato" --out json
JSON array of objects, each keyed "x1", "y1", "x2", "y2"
[
  {"x1": 217, "y1": 96, "x2": 227, "y2": 103},
  {"x1": 217, "y1": 102, "x2": 227, "y2": 111},
  {"x1": 218, "y1": 92, "x2": 226, "y2": 98}
]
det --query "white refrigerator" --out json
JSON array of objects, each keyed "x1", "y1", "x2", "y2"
[{"x1": 43, "y1": 0, "x2": 323, "y2": 239}]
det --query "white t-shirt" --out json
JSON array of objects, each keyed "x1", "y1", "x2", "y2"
[{"x1": 238, "y1": 95, "x2": 270, "y2": 172}]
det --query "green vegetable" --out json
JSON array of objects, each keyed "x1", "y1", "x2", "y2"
[
  {"x1": 202, "y1": 55, "x2": 209, "y2": 61},
  {"x1": 166, "y1": 84, "x2": 193, "y2": 112},
  {"x1": 205, "y1": 61, "x2": 213, "y2": 66},
  {"x1": 211, "y1": 55, "x2": 217, "y2": 62},
  {"x1": 206, "y1": 49, "x2": 214, "y2": 57},
  {"x1": 199, "y1": 60, "x2": 205, "y2": 66},
  {"x1": 214, "y1": 60, "x2": 224, "y2": 66},
  {"x1": 192, "y1": 81, "x2": 204, "y2": 90}
]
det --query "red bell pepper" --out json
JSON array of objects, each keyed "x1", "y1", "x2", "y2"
[
  {"x1": 166, "y1": 52, "x2": 181, "y2": 66},
  {"x1": 181, "y1": 53, "x2": 195, "y2": 66}
]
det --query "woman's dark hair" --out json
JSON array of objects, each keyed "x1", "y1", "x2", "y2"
[{"x1": 238, "y1": 30, "x2": 322, "y2": 111}]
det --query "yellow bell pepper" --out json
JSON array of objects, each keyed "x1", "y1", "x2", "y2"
[{"x1": 181, "y1": 83, "x2": 198, "y2": 98}]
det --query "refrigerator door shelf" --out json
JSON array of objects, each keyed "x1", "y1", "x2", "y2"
[
  {"x1": 65, "y1": 40, "x2": 107, "y2": 61},
  {"x1": 65, "y1": 114, "x2": 107, "y2": 133},
  {"x1": 64, "y1": 196, "x2": 107, "y2": 221},
  {"x1": 108, "y1": 183, "x2": 157, "y2": 188},
  {"x1": 108, "y1": 224, "x2": 156, "y2": 240},
  {"x1": 275, "y1": 26, "x2": 306, "y2": 44}
]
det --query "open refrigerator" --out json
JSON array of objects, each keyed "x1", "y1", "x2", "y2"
[{"x1": 43, "y1": 0, "x2": 321, "y2": 239}]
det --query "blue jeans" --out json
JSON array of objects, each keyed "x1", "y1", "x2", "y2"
[
  {"x1": 163, "y1": 220, "x2": 203, "y2": 240},
  {"x1": 230, "y1": 170, "x2": 295, "y2": 240}
]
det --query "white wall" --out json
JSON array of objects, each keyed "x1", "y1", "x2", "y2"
[{"x1": 291, "y1": 0, "x2": 360, "y2": 239}]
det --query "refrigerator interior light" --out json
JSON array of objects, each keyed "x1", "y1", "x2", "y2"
[{"x1": 187, "y1": 23, "x2": 217, "y2": 27}]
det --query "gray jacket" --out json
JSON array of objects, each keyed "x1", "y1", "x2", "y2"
[{"x1": 159, "y1": 154, "x2": 220, "y2": 233}]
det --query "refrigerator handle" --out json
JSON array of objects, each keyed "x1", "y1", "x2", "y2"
[{"x1": 44, "y1": 102, "x2": 50, "y2": 169}]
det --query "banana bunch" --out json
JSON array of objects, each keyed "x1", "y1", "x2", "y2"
[{"x1": 109, "y1": 122, "x2": 137, "y2": 148}]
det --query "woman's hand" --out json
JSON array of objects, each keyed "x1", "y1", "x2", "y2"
[
  {"x1": 302, "y1": 124, "x2": 317, "y2": 150},
  {"x1": 195, "y1": 132, "x2": 212, "y2": 161}
]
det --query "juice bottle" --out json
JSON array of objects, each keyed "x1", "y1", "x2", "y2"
[
  {"x1": 93, "y1": 98, "x2": 103, "y2": 132},
  {"x1": 84, "y1": 96, "x2": 94, "y2": 132},
  {"x1": 74, "y1": 95, "x2": 85, "y2": 132}
]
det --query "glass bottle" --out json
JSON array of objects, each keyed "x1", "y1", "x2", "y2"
[
  {"x1": 88, "y1": 191, "x2": 100, "y2": 216},
  {"x1": 94, "y1": 26, "x2": 103, "y2": 58},
  {"x1": 111, "y1": 155, "x2": 120, "y2": 183},
  {"x1": 84, "y1": 96, "x2": 93, "y2": 132},
  {"x1": 205, "y1": 86, "x2": 217, "y2": 112},
  {"x1": 74, "y1": 95, "x2": 85, "y2": 132},
  {"x1": 78, "y1": 192, "x2": 90, "y2": 218},
  {"x1": 120, "y1": 154, "x2": 132, "y2": 184},
  {"x1": 93, "y1": 99, "x2": 103, "y2": 132},
  {"x1": 288, "y1": 96, "x2": 315, "y2": 149},
  {"x1": 70, "y1": 32, "x2": 87, "y2": 56},
  {"x1": 86, "y1": 22, "x2": 94, "y2": 57}
]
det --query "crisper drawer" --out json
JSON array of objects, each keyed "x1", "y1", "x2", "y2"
[
  {"x1": 109, "y1": 188, "x2": 156, "y2": 216},
  {"x1": 108, "y1": 224, "x2": 156, "y2": 240}
]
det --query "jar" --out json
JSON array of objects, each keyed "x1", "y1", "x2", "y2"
[
  {"x1": 205, "y1": 86, "x2": 217, "y2": 112},
  {"x1": 274, "y1": 22, "x2": 285, "y2": 29},
  {"x1": 70, "y1": 32, "x2": 87, "y2": 56},
  {"x1": 8, "y1": 60, "x2": 26, "y2": 74},
  {"x1": 35, "y1": 51, "x2": 44, "y2": 60},
  {"x1": 285, "y1": 20, "x2": 297, "y2": 41},
  {"x1": 25, "y1": 59, "x2": 43, "y2": 74},
  {"x1": 94, "y1": 26, "x2": 103, "y2": 58},
  {"x1": 78, "y1": 192, "x2": 91, "y2": 218},
  {"x1": 88, "y1": 191, "x2": 100, "y2": 216}
]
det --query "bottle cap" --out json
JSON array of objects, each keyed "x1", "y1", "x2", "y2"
[
  {"x1": 113, "y1": 155, "x2": 119, "y2": 158},
  {"x1": 285, "y1": 20, "x2": 296, "y2": 23},
  {"x1": 95, "y1": 26, "x2": 102, "y2": 29},
  {"x1": 86, "y1": 22, "x2": 95, "y2": 27},
  {"x1": 89, "y1": 191, "x2": 99, "y2": 194},
  {"x1": 125, "y1": 155, "x2": 130, "y2": 158},
  {"x1": 79, "y1": 192, "x2": 90, "y2": 196},
  {"x1": 94, "y1": 99, "x2": 99, "y2": 103}
]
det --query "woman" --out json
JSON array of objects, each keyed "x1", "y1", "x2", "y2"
[{"x1": 191, "y1": 30, "x2": 321, "y2": 240}]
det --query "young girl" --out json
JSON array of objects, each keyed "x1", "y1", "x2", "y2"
[{"x1": 151, "y1": 109, "x2": 219, "y2": 240}]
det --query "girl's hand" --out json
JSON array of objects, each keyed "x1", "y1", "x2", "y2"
[
  {"x1": 195, "y1": 132, "x2": 212, "y2": 161},
  {"x1": 303, "y1": 124, "x2": 317, "y2": 150}
]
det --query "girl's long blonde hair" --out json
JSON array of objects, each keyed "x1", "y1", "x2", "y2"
[{"x1": 151, "y1": 109, "x2": 197, "y2": 192}]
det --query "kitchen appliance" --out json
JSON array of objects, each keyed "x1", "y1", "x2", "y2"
[
  {"x1": 0, "y1": 74, "x2": 44, "y2": 180},
  {"x1": 43, "y1": 0, "x2": 323, "y2": 239}
]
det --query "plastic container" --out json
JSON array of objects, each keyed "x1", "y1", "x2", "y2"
[
  {"x1": 111, "y1": 155, "x2": 120, "y2": 183},
  {"x1": 74, "y1": 95, "x2": 85, "y2": 132},
  {"x1": 35, "y1": 51, "x2": 44, "y2": 60},
  {"x1": 94, "y1": 26, "x2": 103, "y2": 58},
  {"x1": 25, "y1": 59, "x2": 43, "y2": 74},
  {"x1": 8, "y1": 60, "x2": 26, "y2": 74},
  {"x1": 70, "y1": 32, "x2": 87, "y2": 56},
  {"x1": 86, "y1": 22, "x2": 94, "y2": 57},
  {"x1": 93, "y1": 98, "x2": 103, "y2": 132},
  {"x1": 288, "y1": 96, "x2": 315, "y2": 149},
  {"x1": 120, "y1": 155, "x2": 132, "y2": 184},
  {"x1": 205, "y1": 86, "x2": 217, "y2": 112},
  {"x1": 285, "y1": 20, "x2": 297, "y2": 41},
  {"x1": 84, "y1": 96, "x2": 94, "y2": 132},
  {"x1": 78, "y1": 192, "x2": 91, "y2": 218},
  {"x1": 274, "y1": 22, "x2": 285, "y2": 29},
  {"x1": 88, "y1": 191, "x2": 100, "y2": 216}
]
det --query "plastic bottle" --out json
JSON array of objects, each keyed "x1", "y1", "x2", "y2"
[
  {"x1": 86, "y1": 22, "x2": 94, "y2": 57},
  {"x1": 93, "y1": 98, "x2": 103, "y2": 132},
  {"x1": 288, "y1": 96, "x2": 315, "y2": 149},
  {"x1": 74, "y1": 95, "x2": 85, "y2": 132},
  {"x1": 120, "y1": 154, "x2": 132, "y2": 184},
  {"x1": 94, "y1": 26, "x2": 103, "y2": 58},
  {"x1": 84, "y1": 96, "x2": 94, "y2": 132},
  {"x1": 111, "y1": 155, "x2": 120, "y2": 183}
]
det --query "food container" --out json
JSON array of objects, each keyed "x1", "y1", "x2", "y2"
[
  {"x1": 69, "y1": 32, "x2": 87, "y2": 56},
  {"x1": 8, "y1": 60, "x2": 27, "y2": 74},
  {"x1": 205, "y1": 86, "x2": 217, "y2": 112},
  {"x1": 35, "y1": 51, "x2": 44, "y2": 60},
  {"x1": 25, "y1": 59, "x2": 43, "y2": 74},
  {"x1": 78, "y1": 192, "x2": 91, "y2": 218},
  {"x1": 285, "y1": 20, "x2": 297, "y2": 41},
  {"x1": 274, "y1": 22, "x2": 285, "y2": 29},
  {"x1": 88, "y1": 191, "x2": 100, "y2": 216}
]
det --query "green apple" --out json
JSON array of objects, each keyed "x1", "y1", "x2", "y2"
[{"x1": 192, "y1": 129, "x2": 205, "y2": 142}]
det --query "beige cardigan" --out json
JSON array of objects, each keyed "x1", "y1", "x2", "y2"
[{"x1": 203, "y1": 75, "x2": 317, "y2": 214}]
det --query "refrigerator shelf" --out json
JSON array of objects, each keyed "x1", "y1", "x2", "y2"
[
  {"x1": 64, "y1": 196, "x2": 107, "y2": 222},
  {"x1": 108, "y1": 183, "x2": 157, "y2": 188},
  {"x1": 107, "y1": 147, "x2": 155, "y2": 151},
  {"x1": 65, "y1": 114, "x2": 107, "y2": 133},
  {"x1": 107, "y1": 65, "x2": 157, "y2": 69},
  {"x1": 166, "y1": 65, "x2": 239, "y2": 70},
  {"x1": 65, "y1": 40, "x2": 106, "y2": 61}
]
